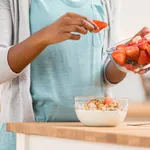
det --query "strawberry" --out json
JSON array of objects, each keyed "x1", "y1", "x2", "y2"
[
  {"x1": 116, "y1": 44, "x2": 127, "y2": 51},
  {"x1": 131, "y1": 36, "x2": 142, "y2": 45},
  {"x1": 93, "y1": 20, "x2": 108, "y2": 33},
  {"x1": 138, "y1": 42, "x2": 147, "y2": 50},
  {"x1": 124, "y1": 64, "x2": 138, "y2": 71},
  {"x1": 104, "y1": 99, "x2": 113, "y2": 106},
  {"x1": 112, "y1": 50, "x2": 126, "y2": 66},
  {"x1": 128, "y1": 42, "x2": 134, "y2": 46},
  {"x1": 125, "y1": 46, "x2": 140, "y2": 61},
  {"x1": 138, "y1": 51, "x2": 148, "y2": 65},
  {"x1": 146, "y1": 43, "x2": 150, "y2": 55},
  {"x1": 138, "y1": 37, "x2": 148, "y2": 50},
  {"x1": 147, "y1": 55, "x2": 150, "y2": 63},
  {"x1": 138, "y1": 37, "x2": 148, "y2": 44}
]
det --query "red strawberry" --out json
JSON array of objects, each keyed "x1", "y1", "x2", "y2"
[
  {"x1": 138, "y1": 51, "x2": 148, "y2": 65},
  {"x1": 128, "y1": 42, "x2": 134, "y2": 46},
  {"x1": 93, "y1": 20, "x2": 108, "y2": 33},
  {"x1": 138, "y1": 37, "x2": 148, "y2": 50},
  {"x1": 147, "y1": 55, "x2": 150, "y2": 63},
  {"x1": 112, "y1": 50, "x2": 126, "y2": 66},
  {"x1": 146, "y1": 43, "x2": 150, "y2": 55},
  {"x1": 126, "y1": 46, "x2": 140, "y2": 61},
  {"x1": 138, "y1": 42, "x2": 147, "y2": 50},
  {"x1": 116, "y1": 44, "x2": 127, "y2": 51},
  {"x1": 124, "y1": 64, "x2": 138, "y2": 71},
  {"x1": 131, "y1": 36, "x2": 142, "y2": 45},
  {"x1": 104, "y1": 99, "x2": 113, "y2": 106},
  {"x1": 138, "y1": 37, "x2": 148, "y2": 44},
  {"x1": 124, "y1": 64, "x2": 134, "y2": 71}
]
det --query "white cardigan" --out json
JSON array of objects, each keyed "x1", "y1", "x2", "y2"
[{"x1": 0, "y1": 0, "x2": 121, "y2": 122}]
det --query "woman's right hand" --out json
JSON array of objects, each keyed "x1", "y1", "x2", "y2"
[
  {"x1": 41, "y1": 12, "x2": 99, "y2": 45},
  {"x1": 7, "y1": 12, "x2": 99, "y2": 75}
]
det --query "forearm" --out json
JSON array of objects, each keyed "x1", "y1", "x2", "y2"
[
  {"x1": 105, "y1": 61, "x2": 126, "y2": 84},
  {"x1": 8, "y1": 29, "x2": 47, "y2": 73}
]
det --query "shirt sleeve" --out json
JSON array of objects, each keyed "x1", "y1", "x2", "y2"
[
  {"x1": 102, "y1": 0, "x2": 122, "y2": 86},
  {"x1": 0, "y1": 1, "x2": 20, "y2": 84}
]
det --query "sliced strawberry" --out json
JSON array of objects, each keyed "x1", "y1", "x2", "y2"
[
  {"x1": 138, "y1": 51, "x2": 148, "y2": 65},
  {"x1": 124, "y1": 64, "x2": 134, "y2": 71},
  {"x1": 124, "y1": 64, "x2": 138, "y2": 71},
  {"x1": 147, "y1": 55, "x2": 150, "y2": 63},
  {"x1": 116, "y1": 44, "x2": 127, "y2": 51},
  {"x1": 138, "y1": 37, "x2": 148, "y2": 50},
  {"x1": 128, "y1": 42, "x2": 134, "y2": 46},
  {"x1": 138, "y1": 37, "x2": 148, "y2": 44},
  {"x1": 126, "y1": 46, "x2": 140, "y2": 61},
  {"x1": 112, "y1": 50, "x2": 126, "y2": 66},
  {"x1": 131, "y1": 36, "x2": 142, "y2": 45},
  {"x1": 138, "y1": 42, "x2": 147, "y2": 50},
  {"x1": 104, "y1": 99, "x2": 113, "y2": 106},
  {"x1": 93, "y1": 20, "x2": 108, "y2": 33},
  {"x1": 146, "y1": 43, "x2": 150, "y2": 55}
]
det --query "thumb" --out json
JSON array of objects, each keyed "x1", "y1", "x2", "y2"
[{"x1": 135, "y1": 27, "x2": 150, "y2": 37}]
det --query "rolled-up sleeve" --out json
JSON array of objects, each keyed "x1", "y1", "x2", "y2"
[{"x1": 0, "y1": 1, "x2": 19, "y2": 84}]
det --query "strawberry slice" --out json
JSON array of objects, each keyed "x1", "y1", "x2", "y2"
[
  {"x1": 138, "y1": 42, "x2": 147, "y2": 50},
  {"x1": 112, "y1": 50, "x2": 126, "y2": 66},
  {"x1": 93, "y1": 20, "x2": 108, "y2": 33},
  {"x1": 138, "y1": 37, "x2": 148, "y2": 44},
  {"x1": 138, "y1": 37, "x2": 148, "y2": 50},
  {"x1": 146, "y1": 43, "x2": 150, "y2": 55},
  {"x1": 147, "y1": 55, "x2": 150, "y2": 63},
  {"x1": 138, "y1": 51, "x2": 148, "y2": 65},
  {"x1": 131, "y1": 36, "x2": 142, "y2": 45},
  {"x1": 104, "y1": 99, "x2": 113, "y2": 106},
  {"x1": 124, "y1": 64, "x2": 138, "y2": 71},
  {"x1": 126, "y1": 46, "x2": 140, "y2": 61},
  {"x1": 116, "y1": 44, "x2": 127, "y2": 51}
]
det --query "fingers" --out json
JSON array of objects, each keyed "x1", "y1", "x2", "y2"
[
  {"x1": 137, "y1": 67, "x2": 150, "y2": 74},
  {"x1": 64, "y1": 12, "x2": 98, "y2": 32},
  {"x1": 63, "y1": 17, "x2": 93, "y2": 32},
  {"x1": 64, "y1": 33, "x2": 81, "y2": 40},
  {"x1": 63, "y1": 25, "x2": 87, "y2": 34},
  {"x1": 135, "y1": 27, "x2": 150, "y2": 37}
]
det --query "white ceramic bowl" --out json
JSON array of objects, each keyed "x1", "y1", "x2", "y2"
[{"x1": 75, "y1": 96, "x2": 128, "y2": 127}]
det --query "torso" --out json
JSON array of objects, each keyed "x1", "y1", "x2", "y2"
[{"x1": 30, "y1": 0, "x2": 105, "y2": 122}]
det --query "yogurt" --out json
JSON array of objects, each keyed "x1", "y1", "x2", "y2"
[{"x1": 76, "y1": 109, "x2": 127, "y2": 127}]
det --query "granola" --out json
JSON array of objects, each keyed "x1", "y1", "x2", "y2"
[{"x1": 83, "y1": 97, "x2": 120, "y2": 111}]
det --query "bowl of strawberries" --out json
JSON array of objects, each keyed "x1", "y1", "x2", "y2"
[{"x1": 107, "y1": 35, "x2": 150, "y2": 73}]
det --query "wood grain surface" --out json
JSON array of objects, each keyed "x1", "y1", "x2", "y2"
[{"x1": 7, "y1": 122, "x2": 150, "y2": 148}]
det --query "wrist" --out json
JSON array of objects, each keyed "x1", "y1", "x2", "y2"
[{"x1": 36, "y1": 27, "x2": 50, "y2": 47}]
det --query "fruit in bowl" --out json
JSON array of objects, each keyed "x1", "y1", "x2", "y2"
[
  {"x1": 75, "y1": 96, "x2": 128, "y2": 127},
  {"x1": 107, "y1": 35, "x2": 150, "y2": 73}
]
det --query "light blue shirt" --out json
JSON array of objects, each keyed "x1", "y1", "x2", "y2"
[{"x1": 30, "y1": 0, "x2": 106, "y2": 122}]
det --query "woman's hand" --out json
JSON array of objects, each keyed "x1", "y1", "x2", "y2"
[
  {"x1": 42, "y1": 12, "x2": 99, "y2": 45},
  {"x1": 105, "y1": 27, "x2": 150, "y2": 84},
  {"x1": 8, "y1": 12, "x2": 98, "y2": 73},
  {"x1": 134, "y1": 27, "x2": 150, "y2": 74}
]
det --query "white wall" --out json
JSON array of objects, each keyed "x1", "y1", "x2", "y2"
[{"x1": 108, "y1": 0, "x2": 150, "y2": 101}]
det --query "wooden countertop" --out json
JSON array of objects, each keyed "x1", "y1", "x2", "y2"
[
  {"x1": 127, "y1": 102, "x2": 150, "y2": 118},
  {"x1": 7, "y1": 122, "x2": 150, "y2": 148}
]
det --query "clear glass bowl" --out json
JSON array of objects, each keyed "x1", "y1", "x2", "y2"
[
  {"x1": 106, "y1": 35, "x2": 150, "y2": 73},
  {"x1": 74, "y1": 96, "x2": 128, "y2": 127}
]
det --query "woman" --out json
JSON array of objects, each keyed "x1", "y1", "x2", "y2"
[{"x1": 0, "y1": 0, "x2": 149, "y2": 150}]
